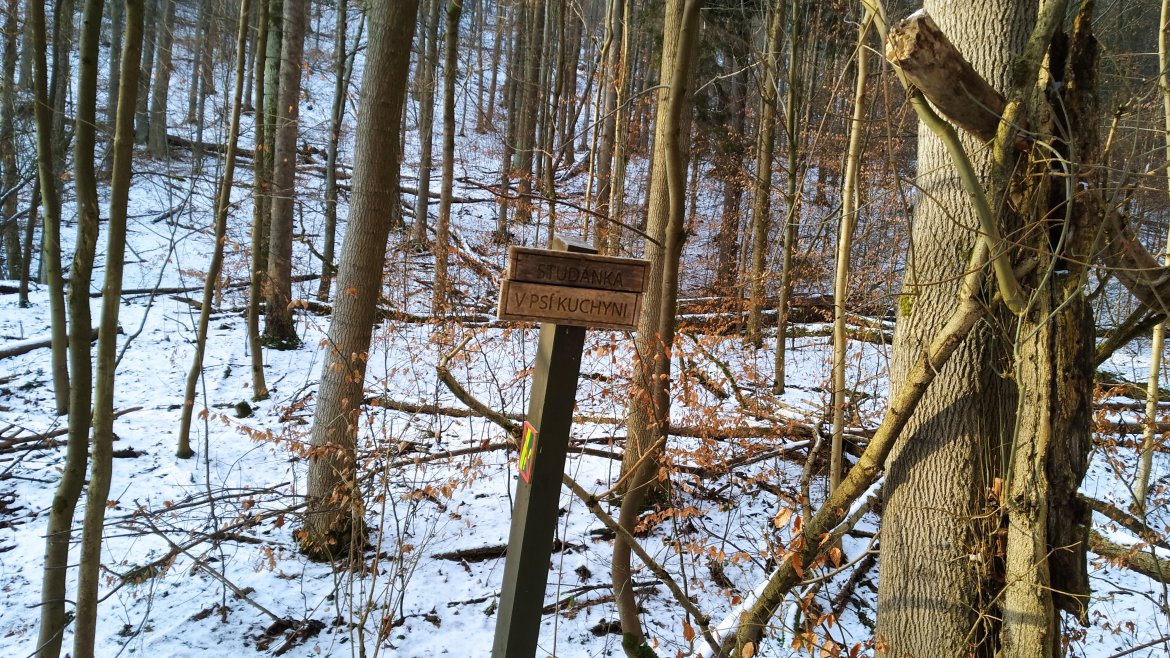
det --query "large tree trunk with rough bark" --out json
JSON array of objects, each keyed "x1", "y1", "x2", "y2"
[
  {"x1": 301, "y1": 0, "x2": 419, "y2": 558},
  {"x1": 875, "y1": 2, "x2": 1036, "y2": 655}
]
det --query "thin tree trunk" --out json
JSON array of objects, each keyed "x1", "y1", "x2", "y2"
[
  {"x1": 512, "y1": 0, "x2": 543, "y2": 227},
  {"x1": 105, "y1": 0, "x2": 122, "y2": 129},
  {"x1": 133, "y1": 0, "x2": 158, "y2": 143},
  {"x1": 829, "y1": 13, "x2": 871, "y2": 494},
  {"x1": 433, "y1": 0, "x2": 462, "y2": 314},
  {"x1": 481, "y1": 0, "x2": 502, "y2": 132},
  {"x1": 604, "y1": 4, "x2": 630, "y2": 256},
  {"x1": 248, "y1": 0, "x2": 270, "y2": 400},
  {"x1": 410, "y1": 0, "x2": 441, "y2": 246},
  {"x1": 316, "y1": 0, "x2": 350, "y2": 302},
  {"x1": 47, "y1": 0, "x2": 75, "y2": 205},
  {"x1": 27, "y1": 0, "x2": 69, "y2": 417},
  {"x1": 773, "y1": 0, "x2": 803, "y2": 394},
  {"x1": 72, "y1": 3, "x2": 142, "y2": 655},
  {"x1": 614, "y1": 2, "x2": 702, "y2": 655},
  {"x1": 34, "y1": 0, "x2": 104, "y2": 654},
  {"x1": 258, "y1": 0, "x2": 283, "y2": 272},
  {"x1": 745, "y1": 0, "x2": 784, "y2": 345},
  {"x1": 1, "y1": 0, "x2": 20, "y2": 279},
  {"x1": 18, "y1": 181, "x2": 37, "y2": 307},
  {"x1": 302, "y1": 0, "x2": 419, "y2": 557},
  {"x1": 263, "y1": 0, "x2": 307, "y2": 348},
  {"x1": 177, "y1": 0, "x2": 251, "y2": 460},
  {"x1": 592, "y1": 0, "x2": 622, "y2": 251},
  {"x1": 147, "y1": 0, "x2": 175, "y2": 158},
  {"x1": 1134, "y1": 0, "x2": 1170, "y2": 512}
]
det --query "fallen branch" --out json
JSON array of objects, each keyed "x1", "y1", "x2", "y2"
[
  {"x1": 99, "y1": 273, "x2": 319, "y2": 298},
  {"x1": 0, "y1": 327, "x2": 99, "y2": 360},
  {"x1": 1089, "y1": 529, "x2": 1170, "y2": 583},
  {"x1": 1080, "y1": 495, "x2": 1170, "y2": 550},
  {"x1": 562, "y1": 474, "x2": 719, "y2": 651},
  {"x1": 431, "y1": 539, "x2": 577, "y2": 563},
  {"x1": 0, "y1": 407, "x2": 142, "y2": 453},
  {"x1": 436, "y1": 334, "x2": 522, "y2": 437}
]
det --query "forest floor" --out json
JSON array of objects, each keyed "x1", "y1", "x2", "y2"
[{"x1": 1, "y1": 6, "x2": 1170, "y2": 657}]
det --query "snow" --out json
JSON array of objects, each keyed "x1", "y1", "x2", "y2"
[{"x1": 1, "y1": 4, "x2": 1169, "y2": 658}]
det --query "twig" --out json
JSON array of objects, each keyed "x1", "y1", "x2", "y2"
[{"x1": 562, "y1": 474, "x2": 719, "y2": 650}]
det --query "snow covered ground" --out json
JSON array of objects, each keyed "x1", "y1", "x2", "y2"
[{"x1": 1, "y1": 4, "x2": 1169, "y2": 657}]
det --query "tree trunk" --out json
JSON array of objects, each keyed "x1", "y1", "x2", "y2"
[
  {"x1": 829, "y1": 14, "x2": 871, "y2": 494},
  {"x1": 47, "y1": 0, "x2": 74, "y2": 205},
  {"x1": 105, "y1": 0, "x2": 122, "y2": 130},
  {"x1": 512, "y1": 0, "x2": 543, "y2": 227},
  {"x1": 27, "y1": 0, "x2": 70, "y2": 417},
  {"x1": 177, "y1": 0, "x2": 252, "y2": 460},
  {"x1": 772, "y1": 0, "x2": 804, "y2": 394},
  {"x1": 145, "y1": 0, "x2": 173, "y2": 155},
  {"x1": 481, "y1": 0, "x2": 502, "y2": 132},
  {"x1": 1134, "y1": 0, "x2": 1170, "y2": 512},
  {"x1": 432, "y1": 0, "x2": 462, "y2": 314},
  {"x1": 133, "y1": 0, "x2": 157, "y2": 143},
  {"x1": 301, "y1": 0, "x2": 419, "y2": 557},
  {"x1": 71, "y1": 2, "x2": 142, "y2": 655},
  {"x1": 745, "y1": 0, "x2": 784, "y2": 344},
  {"x1": 248, "y1": 0, "x2": 271, "y2": 400},
  {"x1": 876, "y1": 2, "x2": 1036, "y2": 655},
  {"x1": 147, "y1": 0, "x2": 175, "y2": 158},
  {"x1": 410, "y1": 0, "x2": 442, "y2": 246},
  {"x1": 34, "y1": 1, "x2": 103, "y2": 654},
  {"x1": 614, "y1": 2, "x2": 702, "y2": 655},
  {"x1": 1, "y1": 0, "x2": 20, "y2": 279},
  {"x1": 263, "y1": 0, "x2": 307, "y2": 349},
  {"x1": 316, "y1": 0, "x2": 349, "y2": 302},
  {"x1": 592, "y1": 0, "x2": 623, "y2": 251}
]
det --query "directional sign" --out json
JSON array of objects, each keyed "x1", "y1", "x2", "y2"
[
  {"x1": 498, "y1": 280, "x2": 641, "y2": 330},
  {"x1": 506, "y1": 246, "x2": 649, "y2": 292},
  {"x1": 492, "y1": 235, "x2": 649, "y2": 658},
  {"x1": 496, "y1": 244, "x2": 649, "y2": 330}
]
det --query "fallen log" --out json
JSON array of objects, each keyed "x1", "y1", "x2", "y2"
[
  {"x1": 0, "y1": 327, "x2": 99, "y2": 360},
  {"x1": 1089, "y1": 529, "x2": 1170, "y2": 584},
  {"x1": 97, "y1": 273, "x2": 319, "y2": 298}
]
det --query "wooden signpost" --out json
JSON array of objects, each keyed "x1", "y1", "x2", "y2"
[{"x1": 491, "y1": 235, "x2": 648, "y2": 658}]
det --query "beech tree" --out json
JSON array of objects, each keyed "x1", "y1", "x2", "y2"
[
  {"x1": 264, "y1": 0, "x2": 307, "y2": 348},
  {"x1": 302, "y1": 0, "x2": 420, "y2": 557}
]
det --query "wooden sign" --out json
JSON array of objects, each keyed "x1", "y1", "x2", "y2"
[
  {"x1": 505, "y1": 246, "x2": 648, "y2": 292},
  {"x1": 497, "y1": 244, "x2": 649, "y2": 331}
]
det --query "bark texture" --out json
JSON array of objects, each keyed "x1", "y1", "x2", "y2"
[
  {"x1": 876, "y1": 3, "x2": 1035, "y2": 655},
  {"x1": 264, "y1": 0, "x2": 308, "y2": 348},
  {"x1": 72, "y1": 2, "x2": 142, "y2": 654},
  {"x1": 302, "y1": 0, "x2": 419, "y2": 556}
]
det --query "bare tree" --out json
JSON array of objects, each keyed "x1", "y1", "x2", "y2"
[
  {"x1": 263, "y1": 0, "x2": 307, "y2": 348},
  {"x1": 301, "y1": 0, "x2": 420, "y2": 557},
  {"x1": 433, "y1": 0, "x2": 463, "y2": 314},
  {"x1": 72, "y1": 2, "x2": 143, "y2": 654},
  {"x1": 177, "y1": 0, "x2": 253, "y2": 460},
  {"x1": 27, "y1": 0, "x2": 70, "y2": 417},
  {"x1": 613, "y1": 2, "x2": 702, "y2": 655},
  {"x1": 147, "y1": 0, "x2": 176, "y2": 158}
]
